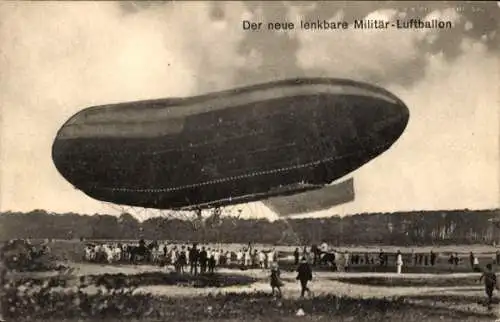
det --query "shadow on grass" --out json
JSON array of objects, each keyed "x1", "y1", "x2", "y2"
[
  {"x1": 333, "y1": 276, "x2": 483, "y2": 287},
  {"x1": 88, "y1": 271, "x2": 258, "y2": 288},
  {"x1": 406, "y1": 293, "x2": 500, "y2": 305}
]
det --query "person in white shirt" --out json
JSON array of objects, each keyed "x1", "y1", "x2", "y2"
[
  {"x1": 258, "y1": 250, "x2": 266, "y2": 269},
  {"x1": 184, "y1": 247, "x2": 190, "y2": 265},
  {"x1": 396, "y1": 250, "x2": 403, "y2": 274},
  {"x1": 171, "y1": 247, "x2": 178, "y2": 269},
  {"x1": 244, "y1": 248, "x2": 251, "y2": 267},
  {"x1": 236, "y1": 250, "x2": 243, "y2": 265},
  {"x1": 344, "y1": 251, "x2": 350, "y2": 272},
  {"x1": 268, "y1": 249, "x2": 275, "y2": 266}
]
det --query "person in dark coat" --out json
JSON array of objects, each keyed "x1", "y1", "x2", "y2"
[
  {"x1": 379, "y1": 249, "x2": 385, "y2": 267},
  {"x1": 311, "y1": 244, "x2": 318, "y2": 265},
  {"x1": 480, "y1": 263, "x2": 499, "y2": 310},
  {"x1": 178, "y1": 246, "x2": 187, "y2": 274},
  {"x1": 270, "y1": 262, "x2": 283, "y2": 297},
  {"x1": 189, "y1": 243, "x2": 199, "y2": 275},
  {"x1": 296, "y1": 257, "x2": 313, "y2": 298},
  {"x1": 293, "y1": 248, "x2": 300, "y2": 265},
  {"x1": 430, "y1": 250, "x2": 436, "y2": 266},
  {"x1": 199, "y1": 247, "x2": 208, "y2": 274},
  {"x1": 208, "y1": 253, "x2": 216, "y2": 274}
]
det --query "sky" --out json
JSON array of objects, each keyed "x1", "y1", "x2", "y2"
[{"x1": 0, "y1": 1, "x2": 499, "y2": 221}]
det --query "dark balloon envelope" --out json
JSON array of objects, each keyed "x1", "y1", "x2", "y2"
[{"x1": 52, "y1": 78, "x2": 409, "y2": 210}]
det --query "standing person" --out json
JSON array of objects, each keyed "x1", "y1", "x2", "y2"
[
  {"x1": 208, "y1": 253, "x2": 216, "y2": 274},
  {"x1": 320, "y1": 241, "x2": 328, "y2": 253},
  {"x1": 268, "y1": 248, "x2": 275, "y2": 266},
  {"x1": 189, "y1": 243, "x2": 199, "y2": 275},
  {"x1": 170, "y1": 247, "x2": 178, "y2": 272},
  {"x1": 236, "y1": 249, "x2": 243, "y2": 266},
  {"x1": 470, "y1": 252, "x2": 475, "y2": 271},
  {"x1": 297, "y1": 257, "x2": 313, "y2": 298},
  {"x1": 199, "y1": 246, "x2": 207, "y2": 274},
  {"x1": 270, "y1": 262, "x2": 283, "y2": 298},
  {"x1": 479, "y1": 264, "x2": 499, "y2": 310},
  {"x1": 396, "y1": 250, "x2": 403, "y2": 274},
  {"x1": 294, "y1": 248, "x2": 300, "y2": 265},
  {"x1": 430, "y1": 250, "x2": 436, "y2": 266},
  {"x1": 344, "y1": 251, "x2": 350, "y2": 272},
  {"x1": 252, "y1": 249, "x2": 258, "y2": 267},
  {"x1": 473, "y1": 255, "x2": 480, "y2": 272},
  {"x1": 179, "y1": 246, "x2": 187, "y2": 273},
  {"x1": 311, "y1": 244, "x2": 318, "y2": 265},
  {"x1": 258, "y1": 250, "x2": 266, "y2": 270},
  {"x1": 448, "y1": 253, "x2": 455, "y2": 267},
  {"x1": 379, "y1": 249, "x2": 385, "y2": 267},
  {"x1": 264, "y1": 251, "x2": 269, "y2": 269},
  {"x1": 244, "y1": 248, "x2": 251, "y2": 267},
  {"x1": 183, "y1": 245, "x2": 190, "y2": 267}
]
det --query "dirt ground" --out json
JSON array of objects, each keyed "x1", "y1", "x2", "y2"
[
  {"x1": 7, "y1": 261, "x2": 500, "y2": 321},
  {"x1": 55, "y1": 262, "x2": 498, "y2": 316}
]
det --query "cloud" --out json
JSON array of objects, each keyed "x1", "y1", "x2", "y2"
[
  {"x1": 226, "y1": 19, "x2": 499, "y2": 219},
  {"x1": 0, "y1": 3, "x2": 497, "y2": 222},
  {"x1": 0, "y1": 2, "x2": 251, "y2": 216},
  {"x1": 287, "y1": 7, "x2": 499, "y2": 216},
  {"x1": 292, "y1": 8, "x2": 464, "y2": 86},
  {"x1": 376, "y1": 38, "x2": 499, "y2": 211}
]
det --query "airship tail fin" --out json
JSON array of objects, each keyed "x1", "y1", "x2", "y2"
[{"x1": 263, "y1": 178, "x2": 355, "y2": 217}]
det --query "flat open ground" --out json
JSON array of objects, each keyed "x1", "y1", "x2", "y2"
[
  {"x1": 6, "y1": 261, "x2": 500, "y2": 322},
  {"x1": 5, "y1": 240, "x2": 500, "y2": 321}
]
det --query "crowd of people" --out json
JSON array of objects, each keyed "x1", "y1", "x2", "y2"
[
  {"x1": 83, "y1": 240, "x2": 280, "y2": 273},
  {"x1": 82, "y1": 239, "x2": 500, "y2": 276}
]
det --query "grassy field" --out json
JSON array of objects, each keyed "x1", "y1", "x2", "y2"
[
  {"x1": 5, "y1": 240, "x2": 500, "y2": 321},
  {"x1": 3, "y1": 274, "x2": 499, "y2": 322},
  {"x1": 4, "y1": 254, "x2": 500, "y2": 322}
]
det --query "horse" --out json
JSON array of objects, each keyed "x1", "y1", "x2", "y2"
[
  {"x1": 129, "y1": 244, "x2": 151, "y2": 264},
  {"x1": 318, "y1": 251, "x2": 338, "y2": 271}
]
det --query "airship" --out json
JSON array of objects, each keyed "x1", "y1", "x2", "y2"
[{"x1": 52, "y1": 78, "x2": 409, "y2": 211}]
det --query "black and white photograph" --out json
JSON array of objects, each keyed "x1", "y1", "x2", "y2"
[{"x1": 0, "y1": 1, "x2": 499, "y2": 321}]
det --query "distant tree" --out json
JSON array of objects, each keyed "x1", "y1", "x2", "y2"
[
  {"x1": 1, "y1": 209, "x2": 499, "y2": 245},
  {"x1": 118, "y1": 213, "x2": 140, "y2": 239}
]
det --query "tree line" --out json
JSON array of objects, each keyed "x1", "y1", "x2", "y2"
[{"x1": 0, "y1": 209, "x2": 499, "y2": 246}]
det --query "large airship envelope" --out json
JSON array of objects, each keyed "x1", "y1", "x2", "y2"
[
  {"x1": 263, "y1": 178, "x2": 355, "y2": 217},
  {"x1": 52, "y1": 78, "x2": 409, "y2": 210}
]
